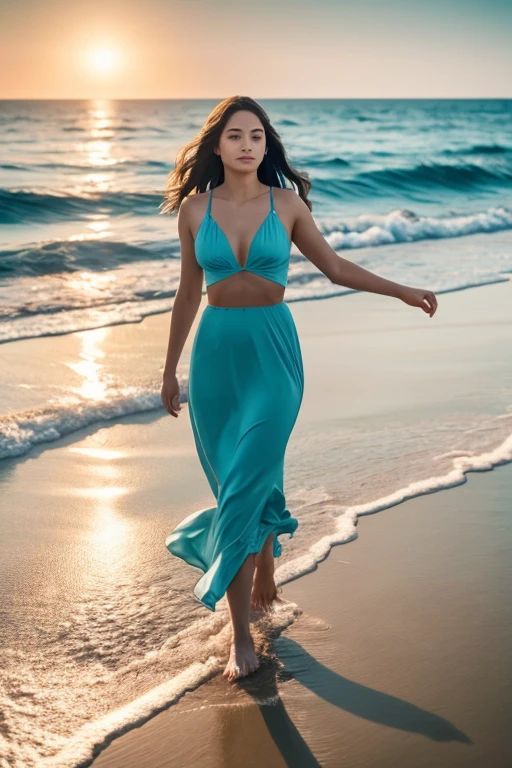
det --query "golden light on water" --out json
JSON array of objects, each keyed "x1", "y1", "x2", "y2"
[
  {"x1": 68, "y1": 218, "x2": 111, "y2": 241},
  {"x1": 66, "y1": 272, "x2": 117, "y2": 294},
  {"x1": 66, "y1": 326, "x2": 111, "y2": 401},
  {"x1": 91, "y1": 507, "x2": 130, "y2": 552},
  {"x1": 63, "y1": 443, "x2": 132, "y2": 562},
  {"x1": 79, "y1": 141, "x2": 117, "y2": 163},
  {"x1": 76, "y1": 486, "x2": 128, "y2": 500},
  {"x1": 69, "y1": 448, "x2": 126, "y2": 461}
]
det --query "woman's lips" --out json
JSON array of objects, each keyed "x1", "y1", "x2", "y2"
[{"x1": 238, "y1": 157, "x2": 254, "y2": 162}]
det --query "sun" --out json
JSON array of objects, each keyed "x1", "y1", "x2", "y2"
[{"x1": 89, "y1": 47, "x2": 119, "y2": 74}]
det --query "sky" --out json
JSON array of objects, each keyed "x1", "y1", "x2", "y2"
[{"x1": 0, "y1": 0, "x2": 510, "y2": 99}]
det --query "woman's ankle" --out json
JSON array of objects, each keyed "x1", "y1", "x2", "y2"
[
  {"x1": 230, "y1": 625, "x2": 253, "y2": 643},
  {"x1": 255, "y1": 533, "x2": 274, "y2": 568}
]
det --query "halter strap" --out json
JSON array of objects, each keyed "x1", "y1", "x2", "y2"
[{"x1": 269, "y1": 185, "x2": 274, "y2": 213}]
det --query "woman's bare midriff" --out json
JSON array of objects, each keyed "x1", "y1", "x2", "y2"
[{"x1": 207, "y1": 272, "x2": 285, "y2": 308}]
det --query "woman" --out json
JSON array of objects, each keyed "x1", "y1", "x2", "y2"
[{"x1": 159, "y1": 95, "x2": 438, "y2": 683}]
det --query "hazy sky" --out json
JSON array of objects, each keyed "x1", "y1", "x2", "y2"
[{"x1": 0, "y1": 0, "x2": 510, "y2": 99}]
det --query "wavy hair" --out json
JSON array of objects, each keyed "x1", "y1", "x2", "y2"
[{"x1": 159, "y1": 95, "x2": 312, "y2": 215}]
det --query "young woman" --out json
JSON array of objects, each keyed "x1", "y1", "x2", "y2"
[{"x1": 159, "y1": 95, "x2": 438, "y2": 683}]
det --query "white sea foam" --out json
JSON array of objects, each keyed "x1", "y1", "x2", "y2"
[
  {"x1": 21, "y1": 430, "x2": 511, "y2": 768},
  {"x1": 327, "y1": 205, "x2": 512, "y2": 248},
  {"x1": 0, "y1": 377, "x2": 188, "y2": 459},
  {"x1": 276, "y1": 431, "x2": 512, "y2": 590},
  {"x1": 2, "y1": 206, "x2": 512, "y2": 344},
  {"x1": 39, "y1": 600, "x2": 302, "y2": 768}
]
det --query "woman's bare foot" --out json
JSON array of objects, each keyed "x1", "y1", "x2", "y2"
[
  {"x1": 223, "y1": 631, "x2": 260, "y2": 682},
  {"x1": 251, "y1": 570, "x2": 280, "y2": 612}
]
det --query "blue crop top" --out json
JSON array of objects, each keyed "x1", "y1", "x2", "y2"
[{"x1": 194, "y1": 185, "x2": 291, "y2": 288}]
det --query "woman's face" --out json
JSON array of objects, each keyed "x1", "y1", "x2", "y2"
[{"x1": 215, "y1": 110, "x2": 266, "y2": 173}]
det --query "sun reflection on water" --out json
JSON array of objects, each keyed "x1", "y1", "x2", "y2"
[{"x1": 65, "y1": 327, "x2": 112, "y2": 401}]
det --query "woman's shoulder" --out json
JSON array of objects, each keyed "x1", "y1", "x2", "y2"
[
  {"x1": 180, "y1": 190, "x2": 210, "y2": 216},
  {"x1": 273, "y1": 186, "x2": 297, "y2": 201},
  {"x1": 179, "y1": 191, "x2": 210, "y2": 238},
  {"x1": 273, "y1": 185, "x2": 298, "y2": 215}
]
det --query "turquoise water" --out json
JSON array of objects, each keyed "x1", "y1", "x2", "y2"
[
  {"x1": 1, "y1": 98, "x2": 512, "y2": 459},
  {"x1": 1, "y1": 98, "x2": 511, "y2": 345}
]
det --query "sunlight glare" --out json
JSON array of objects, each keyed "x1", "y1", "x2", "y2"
[{"x1": 89, "y1": 48, "x2": 119, "y2": 75}]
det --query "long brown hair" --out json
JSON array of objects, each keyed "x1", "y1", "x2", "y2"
[{"x1": 159, "y1": 95, "x2": 312, "y2": 215}]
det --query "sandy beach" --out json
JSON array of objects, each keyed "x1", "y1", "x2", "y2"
[
  {"x1": 92, "y1": 461, "x2": 512, "y2": 768},
  {"x1": 1, "y1": 277, "x2": 512, "y2": 768}
]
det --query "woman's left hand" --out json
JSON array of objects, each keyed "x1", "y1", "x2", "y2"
[{"x1": 398, "y1": 286, "x2": 438, "y2": 317}]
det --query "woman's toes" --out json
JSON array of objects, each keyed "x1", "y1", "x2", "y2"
[
  {"x1": 251, "y1": 585, "x2": 278, "y2": 613},
  {"x1": 222, "y1": 634, "x2": 260, "y2": 682}
]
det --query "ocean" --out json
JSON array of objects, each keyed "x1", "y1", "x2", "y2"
[
  {"x1": 1, "y1": 98, "x2": 512, "y2": 458},
  {"x1": 1, "y1": 98, "x2": 512, "y2": 767}
]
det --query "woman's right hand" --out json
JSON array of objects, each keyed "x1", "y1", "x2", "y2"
[
  {"x1": 398, "y1": 285, "x2": 438, "y2": 317},
  {"x1": 161, "y1": 372, "x2": 182, "y2": 418}
]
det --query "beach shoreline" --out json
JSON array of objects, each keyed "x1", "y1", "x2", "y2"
[
  {"x1": 90, "y1": 458, "x2": 512, "y2": 768},
  {"x1": 1, "y1": 278, "x2": 512, "y2": 768}
]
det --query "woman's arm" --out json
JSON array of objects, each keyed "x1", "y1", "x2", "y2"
[
  {"x1": 289, "y1": 193, "x2": 438, "y2": 317},
  {"x1": 161, "y1": 197, "x2": 204, "y2": 416}
]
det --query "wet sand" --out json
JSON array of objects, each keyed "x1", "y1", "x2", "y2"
[
  {"x1": 87, "y1": 281, "x2": 512, "y2": 768},
  {"x1": 91, "y1": 459, "x2": 512, "y2": 768},
  {"x1": 2, "y1": 278, "x2": 512, "y2": 767}
]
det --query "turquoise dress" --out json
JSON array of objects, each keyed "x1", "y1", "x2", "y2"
[{"x1": 165, "y1": 186, "x2": 304, "y2": 611}]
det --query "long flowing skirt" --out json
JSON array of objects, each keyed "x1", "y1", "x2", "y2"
[{"x1": 165, "y1": 301, "x2": 304, "y2": 612}]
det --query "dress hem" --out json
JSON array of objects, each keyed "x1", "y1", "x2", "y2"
[
  {"x1": 167, "y1": 519, "x2": 297, "y2": 613},
  {"x1": 194, "y1": 522, "x2": 297, "y2": 612}
]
